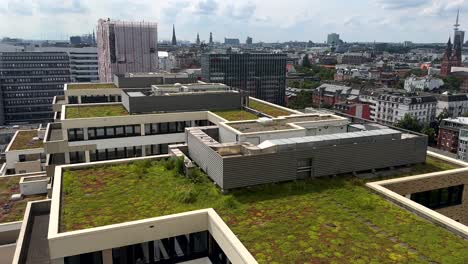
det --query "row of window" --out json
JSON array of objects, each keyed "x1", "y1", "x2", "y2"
[
  {"x1": 1, "y1": 55, "x2": 68, "y2": 61},
  {"x1": 4, "y1": 99, "x2": 52, "y2": 106},
  {"x1": 2, "y1": 84, "x2": 63, "y2": 91},
  {"x1": 5, "y1": 106, "x2": 52, "y2": 113},
  {"x1": 1, "y1": 77, "x2": 69, "y2": 83},
  {"x1": 68, "y1": 120, "x2": 212, "y2": 142},
  {"x1": 5, "y1": 92, "x2": 60, "y2": 99},
  {"x1": 0, "y1": 70, "x2": 70, "y2": 76},
  {"x1": 410, "y1": 185, "x2": 464, "y2": 210},
  {"x1": 89, "y1": 146, "x2": 145, "y2": 162},
  {"x1": 0, "y1": 63, "x2": 69, "y2": 68}
]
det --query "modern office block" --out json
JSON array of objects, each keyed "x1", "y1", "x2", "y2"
[{"x1": 201, "y1": 52, "x2": 287, "y2": 105}]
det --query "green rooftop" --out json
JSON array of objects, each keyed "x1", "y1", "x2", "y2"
[
  {"x1": 67, "y1": 83, "x2": 117, "y2": 90},
  {"x1": 0, "y1": 176, "x2": 46, "y2": 223},
  {"x1": 9, "y1": 130, "x2": 43, "y2": 151},
  {"x1": 60, "y1": 157, "x2": 467, "y2": 263},
  {"x1": 66, "y1": 105, "x2": 129, "y2": 119},
  {"x1": 248, "y1": 100, "x2": 295, "y2": 117},
  {"x1": 212, "y1": 110, "x2": 258, "y2": 121}
]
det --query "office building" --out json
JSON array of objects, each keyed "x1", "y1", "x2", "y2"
[
  {"x1": 224, "y1": 38, "x2": 240, "y2": 45},
  {"x1": 0, "y1": 51, "x2": 71, "y2": 125},
  {"x1": 97, "y1": 19, "x2": 158, "y2": 82},
  {"x1": 246, "y1": 37, "x2": 253, "y2": 45},
  {"x1": 201, "y1": 52, "x2": 287, "y2": 105},
  {"x1": 2, "y1": 78, "x2": 468, "y2": 263},
  {"x1": 327, "y1": 33, "x2": 342, "y2": 45}
]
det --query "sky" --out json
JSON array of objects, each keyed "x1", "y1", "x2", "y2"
[{"x1": 0, "y1": 0, "x2": 466, "y2": 43}]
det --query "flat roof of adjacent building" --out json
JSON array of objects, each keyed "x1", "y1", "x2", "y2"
[
  {"x1": 66, "y1": 83, "x2": 117, "y2": 90},
  {"x1": 0, "y1": 176, "x2": 46, "y2": 223},
  {"x1": 58, "y1": 157, "x2": 468, "y2": 263},
  {"x1": 65, "y1": 105, "x2": 129, "y2": 119},
  {"x1": 9, "y1": 130, "x2": 43, "y2": 151},
  {"x1": 248, "y1": 100, "x2": 295, "y2": 117}
]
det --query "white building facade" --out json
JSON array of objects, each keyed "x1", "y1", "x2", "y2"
[
  {"x1": 404, "y1": 76, "x2": 444, "y2": 92},
  {"x1": 375, "y1": 93, "x2": 438, "y2": 125}
]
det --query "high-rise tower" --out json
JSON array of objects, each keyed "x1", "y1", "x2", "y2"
[
  {"x1": 209, "y1": 32, "x2": 213, "y2": 45},
  {"x1": 196, "y1": 33, "x2": 201, "y2": 45},
  {"x1": 172, "y1": 24, "x2": 177, "y2": 46}
]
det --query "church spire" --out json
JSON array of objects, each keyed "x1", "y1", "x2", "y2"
[
  {"x1": 455, "y1": 8, "x2": 461, "y2": 31},
  {"x1": 196, "y1": 33, "x2": 200, "y2": 45},
  {"x1": 171, "y1": 24, "x2": 177, "y2": 46},
  {"x1": 209, "y1": 32, "x2": 213, "y2": 45}
]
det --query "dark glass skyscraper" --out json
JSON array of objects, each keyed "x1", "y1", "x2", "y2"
[
  {"x1": 201, "y1": 53, "x2": 287, "y2": 105},
  {"x1": 0, "y1": 52, "x2": 71, "y2": 124}
]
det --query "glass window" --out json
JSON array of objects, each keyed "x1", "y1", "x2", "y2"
[
  {"x1": 96, "y1": 128, "x2": 105, "y2": 138},
  {"x1": 160, "y1": 123, "x2": 168, "y2": 134},
  {"x1": 106, "y1": 127, "x2": 114, "y2": 137},
  {"x1": 116, "y1": 126, "x2": 125, "y2": 137}
]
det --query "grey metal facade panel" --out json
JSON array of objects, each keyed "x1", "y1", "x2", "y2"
[
  {"x1": 187, "y1": 131, "x2": 224, "y2": 188},
  {"x1": 126, "y1": 93, "x2": 242, "y2": 114}
]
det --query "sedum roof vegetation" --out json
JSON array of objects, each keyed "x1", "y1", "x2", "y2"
[
  {"x1": 66, "y1": 105, "x2": 129, "y2": 119},
  {"x1": 248, "y1": 100, "x2": 294, "y2": 117},
  {"x1": 0, "y1": 176, "x2": 45, "y2": 223},
  {"x1": 60, "y1": 157, "x2": 468, "y2": 263},
  {"x1": 211, "y1": 110, "x2": 259, "y2": 121},
  {"x1": 67, "y1": 83, "x2": 117, "y2": 90},
  {"x1": 9, "y1": 130, "x2": 43, "y2": 150}
]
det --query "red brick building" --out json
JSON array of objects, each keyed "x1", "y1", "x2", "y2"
[
  {"x1": 437, "y1": 117, "x2": 468, "y2": 153},
  {"x1": 334, "y1": 103, "x2": 372, "y2": 120}
]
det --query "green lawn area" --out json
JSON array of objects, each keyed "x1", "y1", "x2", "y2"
[
  {"x1": 212, "y1": 110, "x2": 258, "y2": 121},
  {"x1": 9, "y1": 130, "x2": 43, "y2": 150},
  {"x1": 249, "y1": 100, "x2": 294, "y2": 117},
  {"x1": 60, "y1": 158, "x2": 467, "y2": 263},
  {"x1": 67, "y1": 83, "x2": 117, "y2": 90},
  {"x1": 0, "y1": 176, "x2": 45, "y2": 223},
  {"x1": 66, "y1": 105, "x2": 129, "y2": 119}
]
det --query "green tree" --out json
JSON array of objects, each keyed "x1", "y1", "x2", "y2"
[
  {"x1": 302, "y1": 55, "x2": 311, "y2": 68},
  {"x1": 441, "y1": 75, "x2": 463, "y2": 91},
  {"x1": 290, "y1": 80, "x2": 301, "y2": 88},
  {"x1": 463, "y1": 112, "x2": 468, "y2": 117},
  {"x1": 288, "y1": 91, "x2": 313, "y2": 109},
  {"x1": 421, "y1": 126, "x2": 436, "y2": 144},
  {"x1": 405, "y1": 68, "x2": 428, "y2": 78},
  {"x1": 396, "y1": 114, "x2": 422, "y2": 132}
]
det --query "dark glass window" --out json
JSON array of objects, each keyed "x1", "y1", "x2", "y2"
[
  {"x1": 411, "y1": 185, "x2": 464, "y2": 209},
  {"x1": 65, "y1": 250, "x2": 102, "y2": 264},
  {"x1": 68, "y1": 128, "x2": 84, "y2": 141}
]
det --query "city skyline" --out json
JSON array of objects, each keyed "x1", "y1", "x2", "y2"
[{"x1": 0, "y1": 0, "x2": 466, "y2": 43}]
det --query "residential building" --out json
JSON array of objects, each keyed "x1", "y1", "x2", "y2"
[
  {"x1": 404, "y1": 75, "x2": 444, "y2": 92},
  {"x1": 437, "y1": 117, "x2": 468, "y2": 153},
  {"x1": 0, "y1": 51, "x2": 71, "y2": 125},
  {"x1": 201, "y1": 52, "x2": 287, "y2": 105},
  {"x1": 436, "y1": 92, "x2": 468, "y2": 118},
  {"x1": 374, "y1": 93, "x2": 437, "y2": 125},
  {"x1": 458, "y1": 129, "x2": 468, "y2": 161},
  {"x1": 334, "y1": 102, "x2": 372, "y2": 120},
  {"x1": 224, "y1": 38, "x2": 240, "y2": 45},
  {"x1": 313, "y1": 84, "x2": 358, "y2": 107},
  {"x1": 97, "y1": 19, "x2": 158, "y2": 82}
]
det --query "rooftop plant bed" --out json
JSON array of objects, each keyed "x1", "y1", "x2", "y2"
[
  {"x1": 67, "y1": 83, "x2": 117, "y2": 90},
  {"x1": 9, "y1": 130, "x2": 43, "y2": 151},
  {"x1": 0, "y1": 176, "x2": 45, "y2": 223},
  {"x1": 248, "y1": 100, "x2": 294, "y2": 117},
  {"x1": 60, "y1": 157, "x2": 467, "y2": 263},
  {"x1": 66, "y1": 105, "x2": 129, "y2": 119},
  {"x1": 212, "y1": 110, "x2": 258, "y2": 121}
]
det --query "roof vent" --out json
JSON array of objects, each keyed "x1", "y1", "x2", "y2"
[{"x1": 257, "y1": 117, "x2": 274, "y2": 126}]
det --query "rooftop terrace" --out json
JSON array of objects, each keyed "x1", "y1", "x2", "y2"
[
  {"x1": 66, "y1": 83, "x2": 117, "y2": 90},
  {"x1": 9, "y1": 130, "x2": 43, "y2": 151},
  {"x1": 65, "y1": 105, "x2": 129, "y2": 119},
  {"x1": 59, "y1": 157, "x2": 468, "y2": 263},
  {"x1": 0, "y1": 176, "x2": 46, "y2": 223}
]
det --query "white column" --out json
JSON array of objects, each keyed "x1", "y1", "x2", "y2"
[
  {"x1": 85, "y1": 151, "x2": 91, "y2": 163},
  {"x1": 64, "y1": 152, "x2": 70, "y2": 164},
  {"x1": 141, "y1": 124, "x2": 145, "y2": 136},
  {"x1": 142, "y1": 145, "x2": 147, "y2": 157},
  {"x1": 77, "y1": 96, "x2": 82, "y2": 104},
  {"x1": 50, "y1": 258, "x2": 65, "y2": 264},
  {"x1": 83, "y1": 128, "x2": 89, "y2": 140}
]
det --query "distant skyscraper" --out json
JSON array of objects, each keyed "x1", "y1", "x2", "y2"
[
  {"x1": 97, "y1": 19, "x2": 158, "y2": 82},
  {"x1": 246, "y1": 36, "x2": 253, "y2": 45},
  {"x1": 441, "y1": 11, "x2": 464, "y2": 76},
  {"x1": 172, "y1": 24, "x2": 177, "y2": 46},
  {"x1": 209, "y1": 32, "x2": 213, "y2": 45},
  {"x1": 327, "y1": 33, "x2": 341, "y2": 45},
  {"x1": 201, "y1": 52, "x2": 287, "y2": 105},
  {"x1": 224, "y1": 38, "x2": 240, "y2": 45},
  {"x1": 196, "y1": 33, "x2": 200, "y2": 45}
]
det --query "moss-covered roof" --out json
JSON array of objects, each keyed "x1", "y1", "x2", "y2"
[
  {"x1": 60, "y1": 157, "x2": 468, "y2": 263},
  {"x1": 9, "y1": 130, "x2": 43, "y2": 151},
  {"x1": 0, "y1": 176, "x2": 46, "y2": 223},
  {"x1": 67, "y1": 83, "x2": 117, "y2": 90},
  {"x1": 248, "y1": 100, "x2": 294, "y2": 117},
  {"x1": 211, "y1": 110, "x2": 258, "y2": 121},
  {"x1": 65, "y1": 105, "x2": 129, "y2": 119}
]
